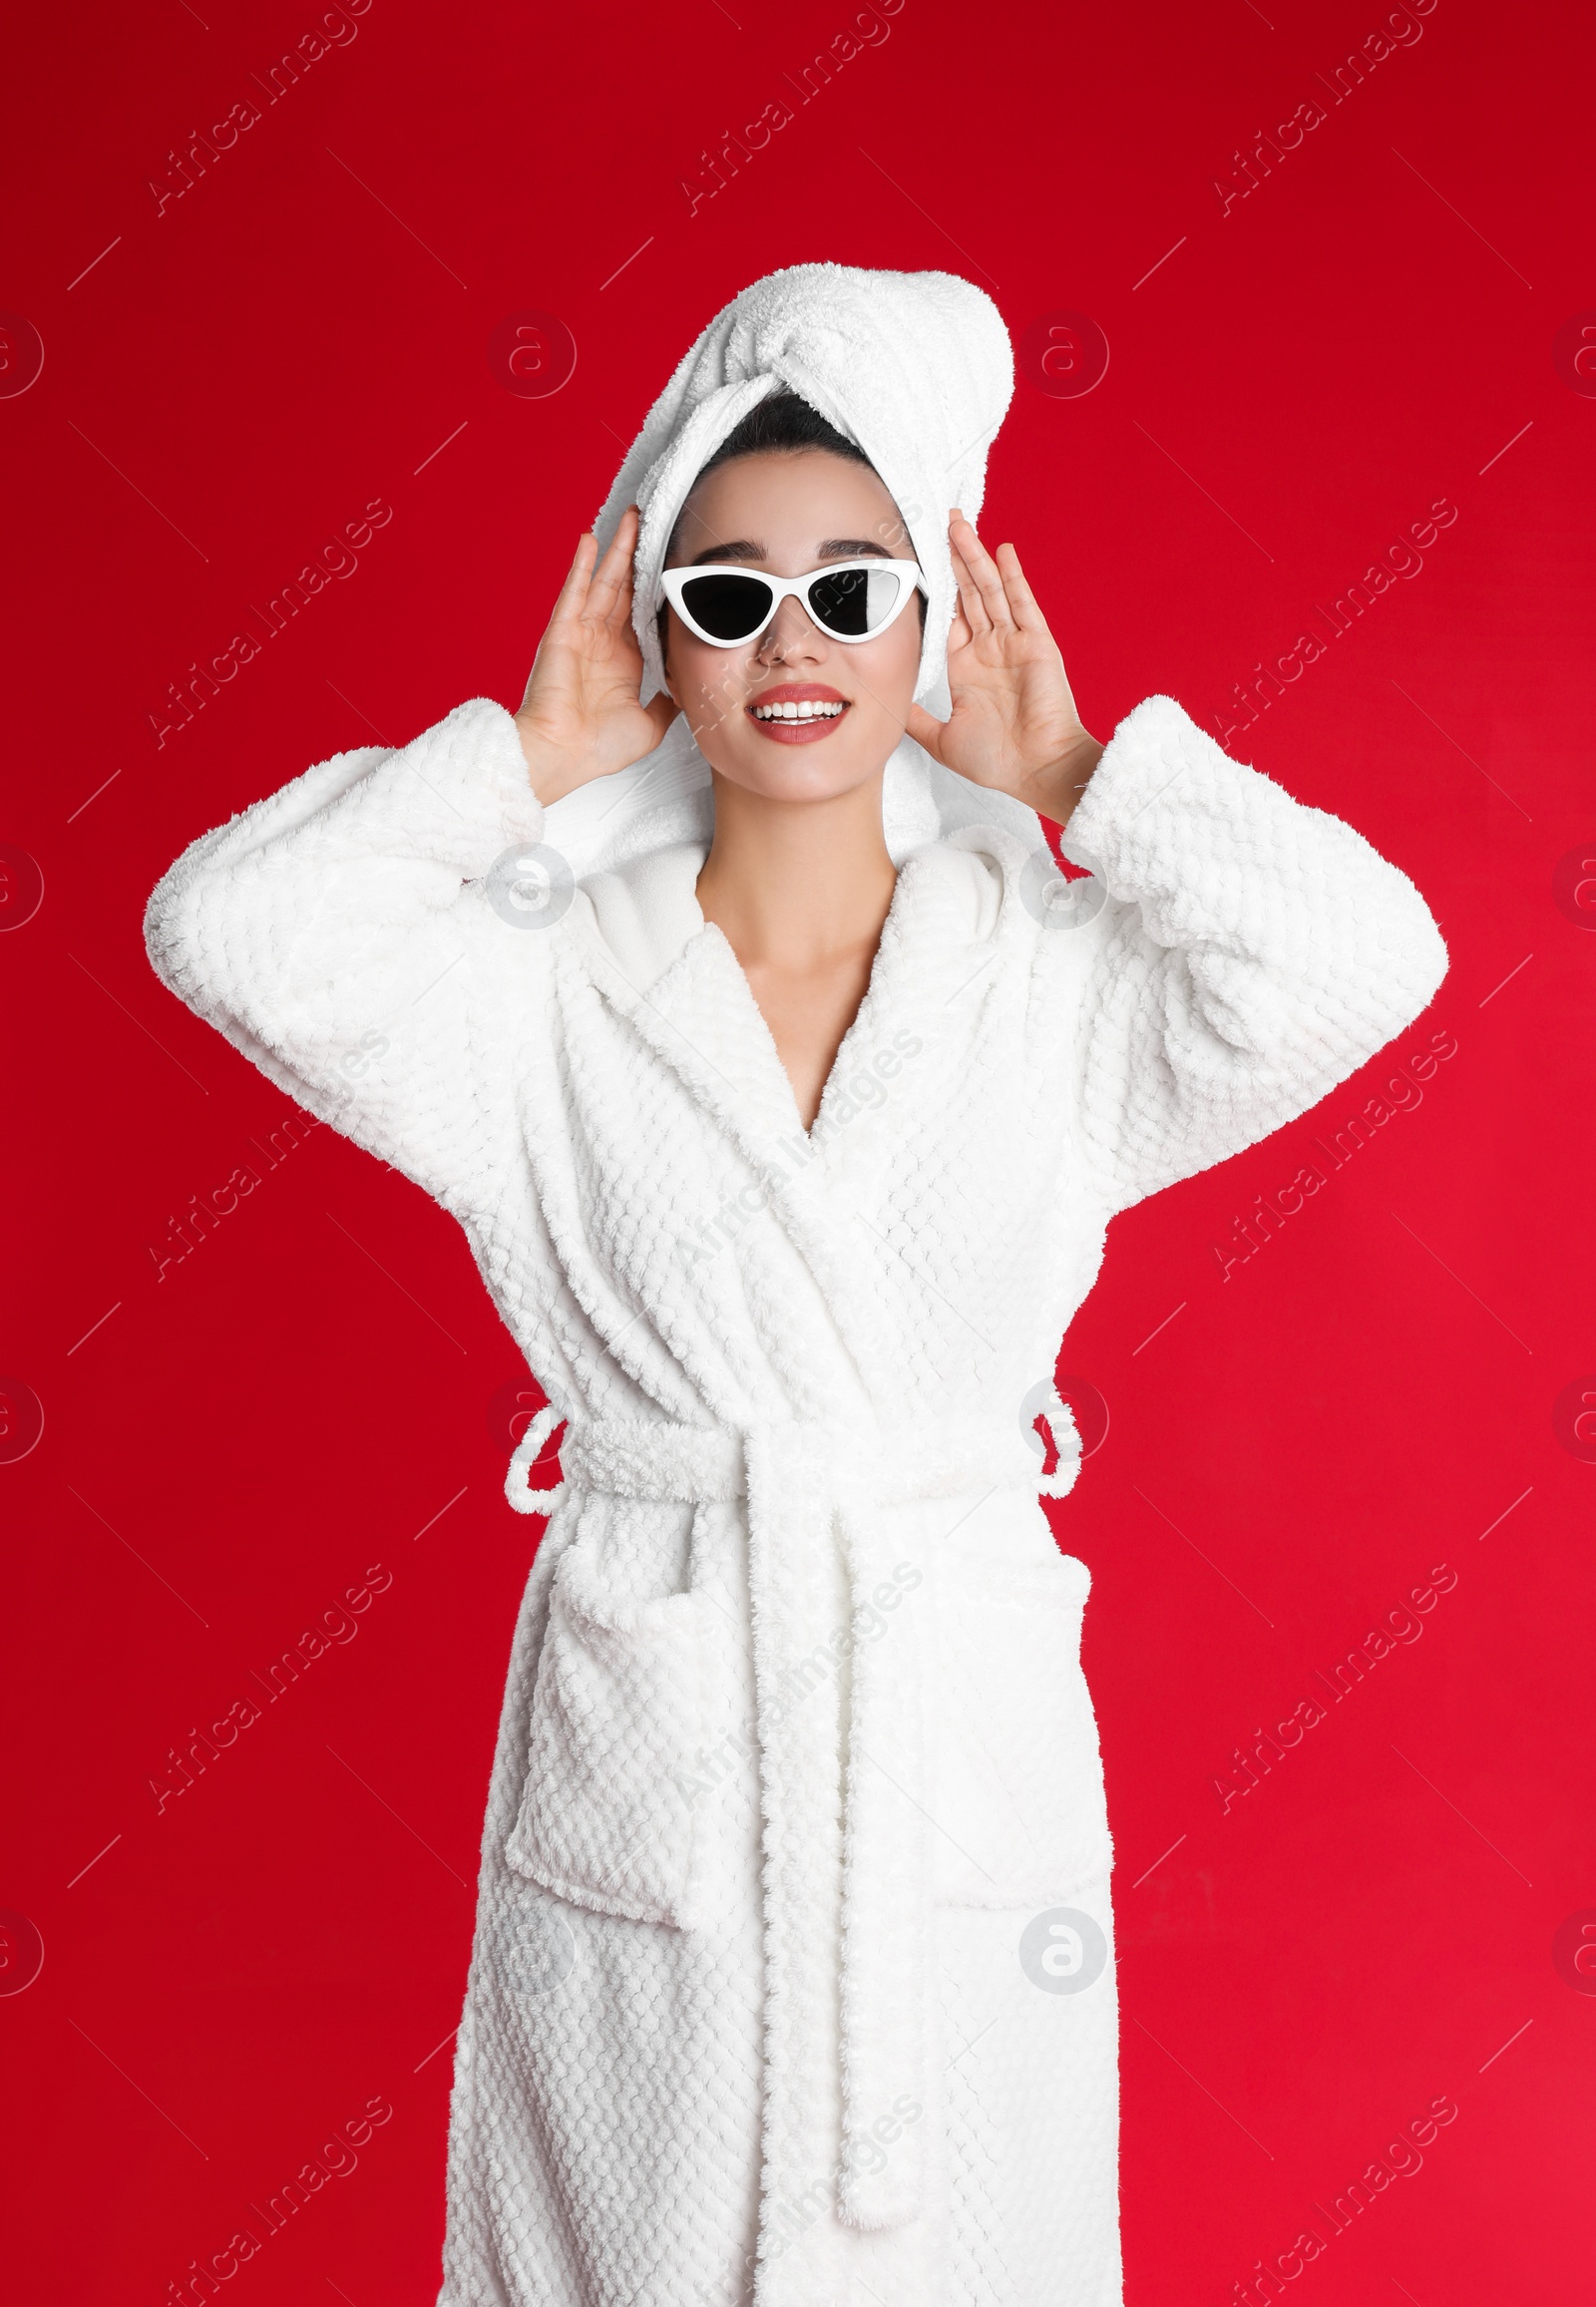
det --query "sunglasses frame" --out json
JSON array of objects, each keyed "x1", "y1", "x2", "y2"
[{"x1": 656, "y1": 557, "x2": 928, "y2": 649}]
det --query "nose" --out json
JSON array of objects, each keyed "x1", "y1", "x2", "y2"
[{"x1": 755, "y1": 591, "x2": 827, "y2": 666}]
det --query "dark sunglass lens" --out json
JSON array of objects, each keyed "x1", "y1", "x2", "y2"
[
  {"x1": 679, "y1": 573, "x2": 774, "y2": 640},
  {"x1": 810, "y1": 567, "x2": 902, "y2": 636}
]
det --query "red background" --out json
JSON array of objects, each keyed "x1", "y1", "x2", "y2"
[{"x1": 3, "y1": 0, "x2": 1593, "y2": 2298}]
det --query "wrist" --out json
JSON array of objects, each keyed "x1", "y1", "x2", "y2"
[
  {"x1": 514, "y1": 711, "x2": 586, "y2": 807},
  {"x1": 1019, "y1": 731, "x2": 1104, "y2": 828}
]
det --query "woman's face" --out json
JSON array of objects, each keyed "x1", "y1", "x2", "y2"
[{"x1": 659, "y1": 448, "x2": 923, "y2": 802}]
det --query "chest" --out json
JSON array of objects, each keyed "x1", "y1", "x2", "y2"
[
  {"x1": 500, "y1": 923, "x2": 1088, "y2": 1383},
  {"x1": 733, "y1": 942, "x2": 883, "y2": 1135}
]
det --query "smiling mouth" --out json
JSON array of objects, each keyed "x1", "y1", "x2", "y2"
[{"x1": 746, "y1": 686, "x2": 851, "y2": 743}]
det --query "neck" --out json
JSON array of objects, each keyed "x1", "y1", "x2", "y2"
[{"x1": 694, "y1": 768, "x2": 898, "y2": 970}]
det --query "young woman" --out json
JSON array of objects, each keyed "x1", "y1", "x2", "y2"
[{"x1": 145, "y1": 263, "x2": 1447, "y2": 2307}]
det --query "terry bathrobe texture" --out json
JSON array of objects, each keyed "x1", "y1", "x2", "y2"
[{"x1": 143, "y1": 265, "x2": 1448, "y2": 2307}]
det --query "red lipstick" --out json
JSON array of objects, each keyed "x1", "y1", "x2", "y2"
[{"x1": 745, "y1": 682, "x2": 852, "y2": 746}]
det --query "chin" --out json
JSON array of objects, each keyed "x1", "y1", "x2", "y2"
[{"x1": 708, "y1": 725, "x2": 897, "y2": 801}]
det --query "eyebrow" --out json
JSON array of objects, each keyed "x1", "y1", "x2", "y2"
[{"x1": 683, "y1": 537, "x2": 896, "y2": 568}]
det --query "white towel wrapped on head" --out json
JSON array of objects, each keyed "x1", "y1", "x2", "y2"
[
  {"x1": 548, "y1": 261, "x2": 1039, "y2": 881},
  {"x1": 595, "y1": 259, "x2": 1014, "y2": 711}
]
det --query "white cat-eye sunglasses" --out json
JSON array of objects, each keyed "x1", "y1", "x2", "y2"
[{"x1": 656, "y1": 558, "x2": 927, "y2": 648}]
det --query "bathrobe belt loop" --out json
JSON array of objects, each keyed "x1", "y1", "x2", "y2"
[
  {"x1": 504, "y1": 1403, "x2": 573, "y2": 1515},
  {"x1": 503, "y1": 1392, "x2": 1082, "y2": 2236}
]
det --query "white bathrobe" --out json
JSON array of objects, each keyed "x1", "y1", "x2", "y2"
[{"x1": 143, "y1": 266, "x2": 1448, "y2": 2307}]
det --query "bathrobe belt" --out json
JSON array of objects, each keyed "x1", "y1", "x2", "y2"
[{"x1": 506, "y1": 1398, "x2": 1080, "y2": 2236}]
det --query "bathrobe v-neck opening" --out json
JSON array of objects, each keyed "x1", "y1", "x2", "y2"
[
  {"x1": 572, "y1": 834, "x2": 994, "y2": 1166},
  {"x1": 696, "y1": 859, "x2": 918, "y2": 1148}
]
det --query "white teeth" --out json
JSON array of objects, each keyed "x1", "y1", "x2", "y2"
[{"x1": 752, "y1": 699, "x2": 846, "y2": 721}]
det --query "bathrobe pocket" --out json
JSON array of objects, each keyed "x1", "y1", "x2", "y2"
[
  {"x1": 504, "y1": 1531, "x2": 709, "y2": 1929},
  {"x1": 932, "y1": 1549, "x2": 1113, "y2": 1906}
]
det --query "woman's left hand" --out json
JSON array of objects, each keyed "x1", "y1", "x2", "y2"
[{"x1": 906, "y1": 511, "x2": 1103, "y2": 828}]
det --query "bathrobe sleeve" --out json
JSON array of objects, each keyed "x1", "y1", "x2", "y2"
[
  {"x1": 1044, "y1": 693, "x2": 1448, "y2": 1218},
  {"x1": 144, "y1": 696, "x2": 549, "y2": 1209}
]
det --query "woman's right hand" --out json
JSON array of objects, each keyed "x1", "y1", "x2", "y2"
[{"x1": 514, "y1": 505, "x2": 680, "y2": 804}]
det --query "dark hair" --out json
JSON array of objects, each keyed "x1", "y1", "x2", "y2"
[
  {"x1": 656, "y1": 388, "x2": 926, "y2": 664},
  {"x1": 693, "y1": 387, "x2": 872, "y2": 483}
]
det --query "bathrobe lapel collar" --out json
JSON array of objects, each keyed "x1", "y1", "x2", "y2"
[
  {"x1": 569, "y1": 847, "x2": 807, "y2": 1178},
  {"x1": 569, "y1": 836, "x2": 998, "y2": 1190}
]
